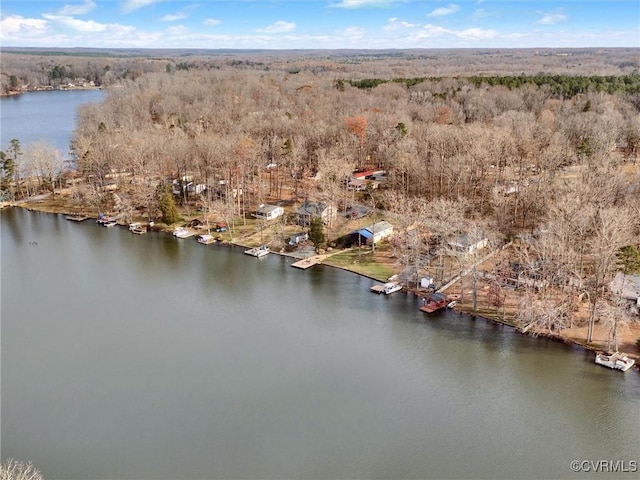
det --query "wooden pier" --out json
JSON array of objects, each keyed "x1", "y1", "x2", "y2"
[
  {"x1": 66, "y1": 215, "x2": 89, "y2": 222},
  {"x1": 291, "y1": 255, "x2": 324, "y2": 269}
]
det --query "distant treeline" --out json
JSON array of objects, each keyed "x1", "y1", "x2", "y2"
[{"x1": 340, "y1": 73, "x2": 640, "y2": 97}]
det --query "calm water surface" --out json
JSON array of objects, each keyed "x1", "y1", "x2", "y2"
[
  {"x1": 1, "y1": 89, "x2": 639, "y2": 479},
  {"x1": 0, "y1": 89, "x2": 104, "y2": 154},
  {"x1": 2, "y1": 208, "x2": 639, "y2": 479}
]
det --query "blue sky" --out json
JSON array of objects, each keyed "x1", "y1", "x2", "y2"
[{"x1": 1, "y1": 1, "x2": 638, "y2": 49}]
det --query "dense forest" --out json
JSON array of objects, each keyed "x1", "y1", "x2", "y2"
[{"x1": 1, "y1": 48, "x2": 639, "y2": 348}]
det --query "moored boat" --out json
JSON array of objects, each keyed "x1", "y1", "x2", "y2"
[
  {"x1": 244, "y1": 245, "x2": 270, "y2": 257},
  {"x1": 173, "y1": 227, "x2": 194, "y2": 238},
  {"x1": 383, "y1": 282, "x2": 402, "y2": 295},
  {"x1": 197, "y1": 234, "x2": 216, "y2": 244},
  {"x1": 595, "y1": 352, "x2": 635, "y2": 372},
  {"x1": 96, "y1": 214, "x2": 113, "y2": 225}
]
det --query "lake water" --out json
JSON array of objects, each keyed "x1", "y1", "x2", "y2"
[
  {"x1": 1, "y1": 90, "x2": 639, "y2": 479},
  {"x1": 0, "y1": 89, "x2": 104, "y2": 155}
]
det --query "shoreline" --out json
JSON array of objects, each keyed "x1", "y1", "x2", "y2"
[
  {"x1": 0, "y1": 85, "x2": 103, "y2": 97},
  {"x1": 6, "y1": 201, "x2": 639, "y2": 371}
]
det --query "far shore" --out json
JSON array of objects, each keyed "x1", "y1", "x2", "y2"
[
  {"x1": 5, "y1": 196, "x2": 639, "y2": 371},
  {"x1": 1, "y1": 85, "x2": 103, "y2": 97}
]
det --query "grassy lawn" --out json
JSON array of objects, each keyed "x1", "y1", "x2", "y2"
[{"x1": 323, "y1": 248, "x2": 397, "y2": 281}]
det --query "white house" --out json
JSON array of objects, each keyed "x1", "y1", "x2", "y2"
[
  {"x1": 447, "y1": 234, "x2": 488, "y2": 254},
  {"x1": 252, "y1": 204, "x2": 284, "y2": 221},
  {"x1": 355, "y1": 221, "x2": 394, "y2": 245}
]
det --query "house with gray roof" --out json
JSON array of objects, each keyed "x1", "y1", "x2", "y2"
[{"x1": 296, "y1": 200, "x2": 337, "y2": 227}]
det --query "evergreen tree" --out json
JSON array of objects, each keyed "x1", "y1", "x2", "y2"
[
  {"x1": 156, "y1": 183, "x2": 180, "y2": 225},
  {"x1": 309, "y1": 217, "x2": 325, "y2": 248}
]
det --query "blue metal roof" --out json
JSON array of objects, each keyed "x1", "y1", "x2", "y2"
[{"x1": 357, "y1": 229, "x2": 373, "y2": 239}]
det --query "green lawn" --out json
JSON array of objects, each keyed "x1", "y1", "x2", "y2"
[{"x1": 323, "y1": 248, "x2": 396, "y2": 281}]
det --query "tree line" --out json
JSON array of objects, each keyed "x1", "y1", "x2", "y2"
[{"x1": 342, "y1": 73, "x2": 640, "y2": 98}]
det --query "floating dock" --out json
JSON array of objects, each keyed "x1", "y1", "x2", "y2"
[
  {"x1": 291, "y1": 256, "x2": 324, "y2": 269},
  {"x1": 66, "y1": 215, "x2": 89, "y2": 222}
]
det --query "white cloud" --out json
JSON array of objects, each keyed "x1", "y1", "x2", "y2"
[
  {"x1": 0, "y1": 15, "x2": 49, "y2": 38},
  {"x1": 255, "y1": 21, "x2": 296, "y2": 33},
  {"x1": 458, "y1": 27, "x2": 498, "y2": 40},
  {"x1": 472, "y1": 8, "x2": 494, "y2": 20},
  {"x1": 42, "y1": 14, "x2": 107, "y2": 32},
  {"x1": 536, "y1": 13, "x2": 568, "y2": 25},
  {"x1": 421, "y1": 24, "x2": 453, "y2": 37},
  {"x1": 332, "y1": 0, "x2": 396, "y2": 8},
  {"x1": 340, "y1": 26, "x2": 366, "y2": 39},
  {"x1": 415, "y1": 23, "x2": 497, "y2": 41},
  {"x1": 383, "y1": 17, "x2": 417, "y2": 31},
  {"x1": 161, "y1": 13, "x2": 187, "y2": 22},
  {"x1": 167, "y1": 25, "x2": 189, "y2": 35},
  {"x1": 427, "y1": 3, "x2": 460, "y2": 17},
  {"x1": 120, "y1": 0, "x2": 161, "y2": 14},
  {"x1": 58, "y1": 0, "x2": 96, "y2": 15},
  {"x1": 203, "y1": 18, "x2": 221, "y2": 26}
]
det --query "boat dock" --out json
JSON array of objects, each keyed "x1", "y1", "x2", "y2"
[
  {"x1": 291, "y1": 255, "x2": 325, "y2": 269},
  {"x1": 66, "y1": 215, "x2": 89, "y2": 222},
  {"x1": 420, "y1": 292, "x2": 449, "y2": 313}
]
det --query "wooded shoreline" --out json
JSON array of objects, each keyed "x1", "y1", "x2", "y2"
[
  {"x1": 2, "y1": 48, "x2": 639, "y2": 368},
  {"x1": 7, "y1": 198, "x2": 639, "y2": 370}
]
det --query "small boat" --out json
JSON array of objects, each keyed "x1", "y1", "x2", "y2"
[
  {"x1": 595, "y1": 352, "x2": 635, "y2": 372},
  {"x1": 383, "y1": 282, "x2": 402, "y2": 295},
  {"x1": 128, "y1": 222, "x2": 142, "y2": 231},
  {"x1": 420, "y1": 292, "x2": 449, "y2": 313},
  {"x1": 103, "y1": 220, "x2": 117, "y2": 227},
  {"x1": 244, "y1": 245, "x2": 270, "y2": 257},
  {"x1": 173, "y1": 227, "x2": 193, "y2": 238},
  {"x1": 447, "y1": 300, "x2": 457, "y2": 309},
  {"x1": 131, "y1": 226, "x2": 147, "y2": 234},
  {"x1": 96, "y1": 214, "x2": 113, "y2": 225},
  {"x1": 197, "y1": 234, "x2": 216, "y2": 244},
  {"x1": 371, "y1": 282, "x2": 401, "y2": 294}
]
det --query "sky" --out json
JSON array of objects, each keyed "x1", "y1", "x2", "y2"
[{"x1": 1, "y1": 0, "x2": 639, "y2": 50}]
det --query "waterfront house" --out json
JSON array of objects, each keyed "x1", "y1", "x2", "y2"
[
  {"x1": 296, "y1": 200, "x2": 337, "y2": 227},
  {"x1": 252, "y1": 204, "x2": 284, "y2": 221},
  {"x1": 354, "y1": 221, "x2": 394, "y2": 245}
]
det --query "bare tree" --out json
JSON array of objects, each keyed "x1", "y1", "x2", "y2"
[{"x1": 1, "y1": 459, "x2": 43, "y2": 480}]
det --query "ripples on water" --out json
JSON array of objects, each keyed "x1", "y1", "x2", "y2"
[{"x1": 2, "y1": 203, "x2": 639, "y2": 480}]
